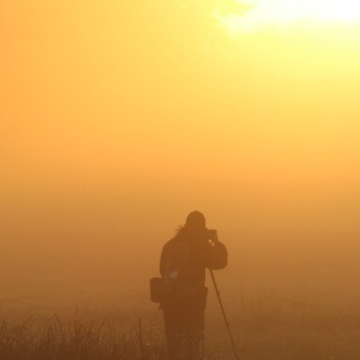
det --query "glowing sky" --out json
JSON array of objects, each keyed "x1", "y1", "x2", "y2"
[
  {"x1": 1, "y1": 0, "x2": 360, "y2": 236},
  {"x1": 215, "y1": 0, "x2": 360, "y2": 33}
]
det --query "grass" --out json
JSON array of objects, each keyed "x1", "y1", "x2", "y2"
[
  {"x1": 0, "y1": 299, "x2": 360, "y2": 360},
  {"x1": 0, "y1": 314, "x2": 165, "y2": 360}
]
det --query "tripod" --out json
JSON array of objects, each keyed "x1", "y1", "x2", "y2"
[{"x1": 209, "y1": 269, "x2": 240, "y2": 360}]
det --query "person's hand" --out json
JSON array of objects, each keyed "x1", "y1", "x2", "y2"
[{"x1": 211, "y1": 230, "x2": 219, "y2": 244}]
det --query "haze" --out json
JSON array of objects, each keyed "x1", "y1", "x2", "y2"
[{"x1": 1, "y1": 0, "x2": 360, "y2": 316}]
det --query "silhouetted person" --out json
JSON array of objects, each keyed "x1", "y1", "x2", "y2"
[{"x1": 160, "y1": 211, "x2": 228, "y2": 360}]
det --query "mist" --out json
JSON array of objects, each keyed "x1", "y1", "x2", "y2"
[{"x1": 1, "y1": 1, "x2": 360, "y2": 359}]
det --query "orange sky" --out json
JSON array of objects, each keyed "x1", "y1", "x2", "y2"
[
  {"x1": 2, "y1": 1, "x2": 360, "y2": 315},
  {"x1": 1, "y1": 0, "x2": 360, "y2": 239}
]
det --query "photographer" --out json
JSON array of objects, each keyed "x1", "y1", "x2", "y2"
[{"x1": 159, "y1": 211, "x2": 228, "y2": 360}]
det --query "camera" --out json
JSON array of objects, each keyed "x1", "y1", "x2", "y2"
[{"x1": 206, "y1": 229, "x2": 217, "y2": 240}]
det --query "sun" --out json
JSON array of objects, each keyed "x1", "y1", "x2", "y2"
[{"x1": 214, "y1": 0, "x2": 360, "y2": 33}]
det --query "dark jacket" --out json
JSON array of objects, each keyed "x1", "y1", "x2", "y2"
[{"x1": 160, "y1": 227, "x2": 228, "y2": 287}]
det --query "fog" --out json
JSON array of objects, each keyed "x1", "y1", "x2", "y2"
[
  {"x1": 1, "y1": 199, "x2": 359, "y2": 318},
  {"x1": 1, "y1": 0, "x2": 360, "y2": 322}
]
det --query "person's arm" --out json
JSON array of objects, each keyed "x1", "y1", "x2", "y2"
[
  {"x1": 206, "y1": 232, "x2": 228, "y2": 270},
  {"x1": 159, "y1": 244, "x2": 167, "y2": 277}
]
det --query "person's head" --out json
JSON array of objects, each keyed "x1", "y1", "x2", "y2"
[{"x1": 185, "y1": 211, "x2": 206, "y2": 232}]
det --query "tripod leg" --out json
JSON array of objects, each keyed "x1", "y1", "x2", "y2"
[{"x1": 209, "y1": 270, "x2": 240, "y2": 360}]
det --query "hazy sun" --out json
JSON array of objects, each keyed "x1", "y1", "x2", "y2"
[{"x1": 215, "y1": 0, "x2": 360, "y2": 33}]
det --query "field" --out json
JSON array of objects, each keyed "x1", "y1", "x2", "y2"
[
  {"x1": 0, "y1": 294, "x2": 360, "y2": 360},
  {"x1": 1, "y1": 229, "x2": 360, "y2": 359}
]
